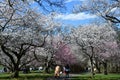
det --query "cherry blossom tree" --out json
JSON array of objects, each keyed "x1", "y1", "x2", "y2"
[
  {"x1": 74, "y1": 0, "x2": 120, "y2": 24},
  {"x1": 73, "y1": 0, "x2": 120, "y2": 47},
  {"x1": 0, "y1": 0, "x2": 61, "y2": 77},
  {"x1": 7, "y1": 0, "x2": 65, "y2": 12},
  {"x1": 54, "y1": 41, "x2": 77, "y2": 65},
  {"x1": 70, "y1": 23, "x2": 116, "y2": 77},
  {"x1": 34, "y1": 31, "x2": 77, "y2": 73},
  {"x1": 96, "y1": 41, "x2": 120, "y2": 74},
  {"x1": 31, "y1": 25, "x2": 62, "y2": 73}
]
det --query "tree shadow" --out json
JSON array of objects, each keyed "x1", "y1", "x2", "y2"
[{"x1": 46, "y1": 76, "x2": 81, "y2": 80}]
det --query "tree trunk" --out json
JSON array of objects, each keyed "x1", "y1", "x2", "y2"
[
  {"x1": 12, "y1": 65, "x2": 19, "y2": 78},
  {"x1": 97, "y1": 67, "x2": 101, "y2": 73},
  {"x1": 115, "y1": 64, "x2": 119, "y2": 73},
  {"x1": 44, "y1": 62, "x2": 50, "y2": 73},
  {"x1": 45, "y1": 67, "x2": 50, "y2": 73},
  {"x1": 103, "y1": 62, "x2": 108, "y2": 75},
  {"x1": 95, "y1": 63, "x2": 101, "y2": 73},
  {"x1": 90, "y1": 58, "x2": 95, "y2": 78},
  {"x1": 12, "y1": 70, "x2": 19, "y2": 78},
  {"x1": 94, "y1": 58, "x2": 101, "y2": 73}
]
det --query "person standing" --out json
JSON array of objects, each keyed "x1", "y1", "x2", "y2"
[
  {"x1": 64, "y1": 64, "x2": 70, "y2": 78},
  {"x1": 54, "y1": 65, "x2": 61, "y2": 78}
]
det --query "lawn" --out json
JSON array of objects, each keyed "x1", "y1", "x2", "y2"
[
  {"x1": 0, "y1": 72, "x2": 120, "y2": 80},
  {"x1": 0, "y1": 72, "x2": 52, "y2": 80},
  {"x1": 71, "y1": 73, "x2": 120, "y2": 80}
]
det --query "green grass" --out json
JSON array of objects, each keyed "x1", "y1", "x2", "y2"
[
  {"x1": 0, "y1": 72, "x2": 120, "y2": 80},
  {"x1": 71, "y1": 73, "x2": 120, "y2": 80},
  {"x1": 0, "y1": 72, "x2": 52, "y2": 80}
]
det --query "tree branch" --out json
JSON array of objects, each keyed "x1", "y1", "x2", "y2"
[
  {"x1": 1, "y1": 45, "x2": 16, "y2": 66},
  {"x1": 20, "y1": 58, "x2": 35, "y2": 69},
  {"x1": 105, "y1": 15, "x2": 120, "y2": 23},
  {"x1": 2, "y1": 10, "x2": 15, "y2": 31}
]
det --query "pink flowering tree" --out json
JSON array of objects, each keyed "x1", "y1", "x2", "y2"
[
  {"x1": 54, "y1": 42, "x2": 77, "y2": 65},
  {"x1": 96, "y1": 41, "x2": 119, "y2": 74}
]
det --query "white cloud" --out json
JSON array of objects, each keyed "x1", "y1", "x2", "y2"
[
  {"x1": 110, "y1": 7, "x2": 118, "y2": 12},
  {"x1": 65, "y1": 0, "x2": 74, "y2": 3},
  {"x1": 54, "y1": 13, "x2": 97, "y2": 21}
]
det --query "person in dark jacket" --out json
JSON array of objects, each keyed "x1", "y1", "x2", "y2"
[{"x1": 64, "y1": 64, "x2": 70, "y2": 78}]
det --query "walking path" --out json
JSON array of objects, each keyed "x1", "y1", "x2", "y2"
[{"x1": 46, "y1": 74, "x2": 80, "y2": 80}]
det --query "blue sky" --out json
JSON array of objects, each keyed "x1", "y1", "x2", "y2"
[
  {"x1": 30, "y1": 0, "x2": 97, "y2": 27},
  {"x1": 54, "y1": 0, "x2": 97, "y2": 27}
]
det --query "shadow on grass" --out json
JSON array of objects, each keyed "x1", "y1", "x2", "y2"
[
  {"x1": 0, "y1": 75, "x2": 91, "y2": 80},
  {"x1": 0, "y1": 73, "x2": 52, "y2": 80},
  {"x1": 46, "y1": 76, "x2": 92, "y2": 80},
  {"x1": 0, "y1": 73, "x2": 120, "y2": 80},
  {"x1": 56, "y1": 76, "x2": 120, "y2": 80}
]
